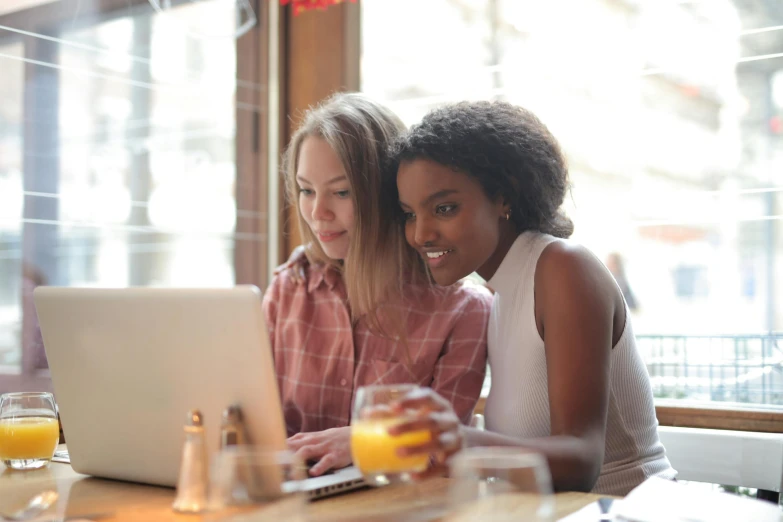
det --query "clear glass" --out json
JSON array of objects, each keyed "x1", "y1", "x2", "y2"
[
  {"x1": 205, "y1": 448, "x2": 306, "y2": 522},
  {"x1": 350, "y1": 384, "x2": 432, "y2": 487},
  {"x1": 0, "y1": 392, "x2": 59, "y2": 470},
  {"x1": 447, "y1": 448, "x2": 554, "y2": 522}
]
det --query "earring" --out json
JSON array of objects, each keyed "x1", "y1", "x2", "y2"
[{"x1": 504, "y1": 210, "x2": 512, "y2": 221}]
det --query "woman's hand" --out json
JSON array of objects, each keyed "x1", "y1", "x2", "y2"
[
  {"x1": 388, "y1": 388, "x2": 464, "y2": 479},
  {"x1": 287, "y1": 426, "x2": 352, "y2": 476},
  {"x1": 275, "y1": 244, "x2": 308, "y2": 284}
]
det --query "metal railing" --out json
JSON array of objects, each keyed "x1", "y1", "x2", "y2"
[{"x1": 637, "y1": 334, "x2": 783, "y2": 406}]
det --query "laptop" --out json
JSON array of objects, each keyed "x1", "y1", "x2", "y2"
[{"x1": 34, "y1": 286, "x2": 365, "y2": 499}]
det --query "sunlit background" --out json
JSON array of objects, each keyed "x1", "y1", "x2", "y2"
[
  {"x1": 361, "y1": 0, "x2": 783, "y2": 405},
  {"x1": 1, "y1": 0, "x2": 782, "y2": 404}
]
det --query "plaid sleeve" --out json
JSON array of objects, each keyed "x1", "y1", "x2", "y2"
[
  {"x1": 262, "y1": 273, "x2": 283, "y2": 351},
  {"x1": 430, "y1": 285, "x2": 492, "y2": 425},
  {"x1": 263, "y1": 249, "x2": 310, "y2": 349}
]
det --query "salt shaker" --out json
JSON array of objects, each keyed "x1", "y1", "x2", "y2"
[{"x1": 172, "y1": 410, "x2": 209, "y2": 513}]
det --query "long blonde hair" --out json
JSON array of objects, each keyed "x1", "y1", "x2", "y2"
[{"x1": 282, "y1": 92, "x2": 426, "y2": 336}]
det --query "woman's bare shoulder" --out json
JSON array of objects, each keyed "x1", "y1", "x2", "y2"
[{"x1": 536, "y1": 239, "x2": 619, "y2": 311}]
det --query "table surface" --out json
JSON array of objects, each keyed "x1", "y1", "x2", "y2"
[{"x1": 0, "y1": 456, "x2": 605, "y2": 521}]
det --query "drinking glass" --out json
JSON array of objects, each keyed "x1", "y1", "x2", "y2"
[
  {"x1": 205, "y1": 448, "x2": 307, "y2": 522},
  {"x1": 447, "y1": 448, "x2": 554, "y2": 522},
  {"x1": 0, "y1": 392, "x2": 59, "y2": 470},
  {"x1": 350, "y1": 384, "x2": 432, "y2": 486}
]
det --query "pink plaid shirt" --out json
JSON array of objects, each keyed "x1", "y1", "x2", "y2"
[{"x1": 263, "y1": 248, "x2": 492, "y2": 436}]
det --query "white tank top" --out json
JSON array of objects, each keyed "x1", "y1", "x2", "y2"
[{"x1": 483, "y1": 231, "x2": 676, "y2": 496}]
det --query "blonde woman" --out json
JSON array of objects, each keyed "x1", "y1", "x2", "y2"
[{"x1": 262, "y1": 93, "x2": 492, "y2": 477}]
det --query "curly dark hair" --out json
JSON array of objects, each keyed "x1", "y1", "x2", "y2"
[{"x1": 389, "y1": 100, "x2": 574, "y2": 238}]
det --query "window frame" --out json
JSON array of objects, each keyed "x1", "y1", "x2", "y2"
[{"x1": 281, "y1": 1, "x2": 360, "y2": 257}]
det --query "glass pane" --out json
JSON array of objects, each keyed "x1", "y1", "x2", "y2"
[
  {"x1": 56, "y1": 2, "x2": 237, "y2": 290},
  {"x1": 0, "y1": 1, "x2": 57, "y2": 17},
  {"x1": 362, "y1": 0, "x2": 783, "y2": 406},
  {"x1": 1, "y1": 0, "x2": 248, "y2": 386},
  {"x1": 0, "y1": 41, "x2": 23, "y2": 370}
]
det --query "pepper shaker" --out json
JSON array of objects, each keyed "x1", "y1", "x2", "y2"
[{"x1": 220, "y1": 404, "x2": 245, "y2": 448}]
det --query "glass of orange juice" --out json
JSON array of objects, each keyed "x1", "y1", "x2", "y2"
[
  {"x1": 0, "y1": 392, "x2": 59, "y2": 470},
  {"x1": 350, "y1": 384, "x2": 432, "y2": 486}
]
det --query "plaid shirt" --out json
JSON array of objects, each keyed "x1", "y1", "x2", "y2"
[{"x1": 263, "y1": 248, "x2": 491, "y2": 436}]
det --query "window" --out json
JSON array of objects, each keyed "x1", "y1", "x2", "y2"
[
  {"x1": 362, "y1": 0, "x2": 783, "y2": 407},
  {"x1": 0, "y1": 40, "x2": 24, "y2": 378},
  {"x1": 0, "y1": 0, "x2": 269, "y2": 393}
]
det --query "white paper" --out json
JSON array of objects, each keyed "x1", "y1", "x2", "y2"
[{"x1": 615, "y1": 477, "x2": 782, "y2": 522}]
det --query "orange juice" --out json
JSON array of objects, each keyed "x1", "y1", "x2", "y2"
[
  {"x1": 351, "y1": 418, "x2": 431, "y2": 474},
  {"x1": 0, "y1": 417, "x2": 59, "y2": 461}
]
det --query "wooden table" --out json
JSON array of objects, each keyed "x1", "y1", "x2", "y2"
[{"x1": 0, "y1": 461, "x2": 604, "y2": 521}]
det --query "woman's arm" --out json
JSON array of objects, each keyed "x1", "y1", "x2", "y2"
[
  {"x1": 393, "y1": 242, "x2": 622, "y2": 492},
  {"x1": 524, "y1": 240, "x2": 618, "y2": 491},
  {"x1": 458, "y1": 428, "x2": 604, "y2": 492},
  {"x1": 428, "y1": 285, "x2": 493, "y2": 425},
  {"x1": 262, "y1": 245, "x2": 311, "y2": 351},
  {"x1": 261, "y1": 275, "x2": 281, "y2": 352}
]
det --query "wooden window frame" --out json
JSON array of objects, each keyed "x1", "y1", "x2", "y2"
[
  {"x1": 279, "y1": 1, "x2": 360, "y2": 258},
  {"x1": 473, "y1": 397, "x2": 783, "y2": 433},
  {"x1": 654, "y1": 399, "x2": 783, "y2": 433}
]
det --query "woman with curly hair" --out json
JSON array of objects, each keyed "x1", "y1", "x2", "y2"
[{"x1": 387, "y1": 101, "x2": 675, "y2": 495}]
